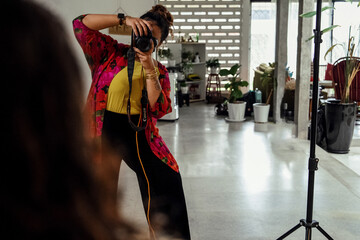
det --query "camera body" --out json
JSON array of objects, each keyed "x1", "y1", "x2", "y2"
[{"x1": 134, "y1": 26, "x2": 158, "y2": 52}]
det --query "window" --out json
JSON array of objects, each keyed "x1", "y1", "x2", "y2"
[
  {"x1": 331, "y1": 2, "x2": 360, "y2": 62},
  {"x1": 159, "y1": 0, "x2": 242, "y2": 70},
  {"x1": 250, "y1": 2, "x2": 276, "y2": 88},
  {"x1": 250, "y1": 1, "x2": 334, "y2": 87}
]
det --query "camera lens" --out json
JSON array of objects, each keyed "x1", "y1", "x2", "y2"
[
  {"x1": 135, "y1": 36, "x2": 151, "y2": 52},
  {"x1": 134, "y1": 26, "x2": 156, "y2": 52}
]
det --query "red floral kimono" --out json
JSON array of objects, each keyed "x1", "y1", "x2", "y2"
[{"x1": 73, "y1": 15, "x2": 179, "y2": 172}]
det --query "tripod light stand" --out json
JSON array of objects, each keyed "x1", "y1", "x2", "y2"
[{"x1": 277, "y1": 0, "x2": 334, "y2": 239}]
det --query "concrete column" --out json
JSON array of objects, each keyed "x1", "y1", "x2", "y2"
[
  {"x1": 295, "y1": 0, "x2": 313, "y2": 139},
  {"x1": 274, "y1": 0, "x2": 289, "y2": 122},
  {"x1": 240, "y1": 0, "x2": 251, "y2": 84}
]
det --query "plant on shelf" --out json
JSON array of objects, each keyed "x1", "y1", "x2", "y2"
[
  {"x1": 158, "y1": 48, "x2": 173, "y2": 59},
  {"x1": 181, "y1": 51, "x2": 193, "y2": 63},
  {"x1": 158, "y1": 48, "x2": 176, "y2": 66},
  {"x1": 220, "y1": 64, "x2": 249, "y2": 103},
  {"x1": 182, "y1": 62, "x2": 193, "y2": 76}
]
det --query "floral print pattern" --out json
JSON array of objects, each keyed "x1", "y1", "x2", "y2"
[{"x1": 73, "y1": 15, "x2": 179, "y2": 172}]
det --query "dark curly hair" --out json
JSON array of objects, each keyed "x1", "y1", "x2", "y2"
[{"x1": 140, "y1": 4, "x2": 174, "y2": 43}]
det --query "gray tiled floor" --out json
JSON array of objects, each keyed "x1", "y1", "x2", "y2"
[{"x1": 118, "y1": 102, "x2": 360, "y2": 240}]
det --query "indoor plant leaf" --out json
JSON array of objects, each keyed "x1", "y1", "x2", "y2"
[
  {"x1": 322, "y1": 25, "x2": 340, "y2": 34},
  {"x1": 219, "y1": 69, "x2": 231, "y2": 76},
  {"x1": 300, "y1": 6, "x2": 334, "y2": 18},
  {"x1": 224, "y1": 83, "x2": 231, "y2": 90},
  {"x1": 300, "y1": 11, "x2": 317, "y2": 18},
  {"x1": 306, "y1": 25, "x2": 340, "y2": 42},
  {"x1": 324, "y1": 43, "x2": 340, "y2": 60},
  {"x1": 229, "y1": 64, "x2": 240, "y2": 76},
  {"x1": 239, "y1": 81, "x2": 249, "y2": 87}
]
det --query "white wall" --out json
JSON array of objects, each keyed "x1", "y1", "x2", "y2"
[{"x1": 34, "y1": 0, "x2": 156, "y2": 97}]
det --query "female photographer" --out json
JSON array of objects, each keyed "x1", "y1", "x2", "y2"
[{"x1": 73, "y1": 5, "x2": 191, "y2": 240}]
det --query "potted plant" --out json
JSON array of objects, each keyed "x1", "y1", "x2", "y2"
[
  {"x1": 181, "y1": 51, "x2": 193, "y2": 63},
  {"x1": 323, "y1": 28, "x2": 360, "y2": 153},
  {"x1": 158, "y1": 48, "x2": 175, "y2": 67},
  {"x1": 219, "y1": 64, "x2": 249, "y2": 121},
  {"x1": 253, "y1": 89, "x2": 273, "y2": 123},
  {"x1": 179, "y1": 81, "x2": 189, "y2": 94},
  {"x1": 182, "y1": 62, "x2": 193, "y2": 76},
  {"x1": 252, "y1": 62, "x2": 276, "y2": 123},
  {"x1": 300, "y1": 2, "x2": 359, "y2": 153},
  {"x1": 206, "y1": 58, "x2": 220, "y2": 74}
]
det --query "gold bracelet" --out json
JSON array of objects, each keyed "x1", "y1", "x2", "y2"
[
  {"x1": 146, "y1": 69, "x2": 161, "y2": 90},
  {"x1": 146, "y1": 69, "x2": 158, "y2": 79}
]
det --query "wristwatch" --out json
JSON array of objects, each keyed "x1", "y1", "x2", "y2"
[{"x1": 117, "y1": 13, "x2": 126, "y2": 25}]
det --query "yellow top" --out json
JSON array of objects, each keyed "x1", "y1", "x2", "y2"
[{"x1": 106, "y1": 60, "x2": 159, "y2": 114}]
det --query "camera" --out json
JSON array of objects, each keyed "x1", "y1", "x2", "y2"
[{"x1": 134, "y1": 26, "x2": 158, "y2": 52}]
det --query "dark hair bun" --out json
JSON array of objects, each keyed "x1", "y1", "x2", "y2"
[{"x1": 150, "y1": 4, "x2": 173, "y2": 27}]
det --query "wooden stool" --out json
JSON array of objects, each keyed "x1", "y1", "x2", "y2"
[
  {"x1": 178, "y1": 92, "x2": 190, "y2": 107},
  {"x1": 206, "y1": 74, "x2": 222, "y2": 103}
]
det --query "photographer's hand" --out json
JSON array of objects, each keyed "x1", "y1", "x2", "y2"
[
  {"x1": 81, "y1": 14, "x2": 152, "y2": 35},
  {"x1": 125, "y1": 16, "x2": 152, "y2": 37},
  {"x1": 133, "y1": 42, "x2": 161, "y2": 108}
]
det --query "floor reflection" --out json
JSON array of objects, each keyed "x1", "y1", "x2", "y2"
[{"x1": 119, "y1": 102, "x2": 360, "y2": 239}]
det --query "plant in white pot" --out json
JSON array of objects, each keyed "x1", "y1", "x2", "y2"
[
  {"x1": 179, "y1": 81, "x2": 189, "y2": 94},
  {"x1": 253, "y1": 63, "x2": 276, "y2": 123},
  {"x1": 253, "y1": 89, "x2": 273, "y2": 123},
  {"x1": 206, "y1": 58, "x2": 220, "y2": 74},
  {"x1": 219, "y1": 64, "x2": 249, "y2": 121}
]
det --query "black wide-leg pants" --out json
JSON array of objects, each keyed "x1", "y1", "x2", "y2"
[{"x1": 102, "y1": 110, "x2": 191, "y2": 240}]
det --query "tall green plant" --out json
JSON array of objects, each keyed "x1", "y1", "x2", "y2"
[
  {"x1": 219, "y1": 64, "x2": 249, "y2": 103},
  {"x1": 300, "y1": 6, "x2": 339, "y2": 41},
  {"x1": 301, "y1": 1, "x2": 360, "y2": 103},
  {"x1": 324, "y1": 27, "x2": 360, "y2": 103},
  {"x1": 300, "y1": 1, "x2": 359, "y2": 40}
]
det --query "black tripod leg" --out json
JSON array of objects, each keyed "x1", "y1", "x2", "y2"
[
  {"x1": 305, "y1": 227, "x2": 312, "y2": 240},
  {"x1": 316, "y1": 225, "x2": 334, "y2": 240},
  {"x1": 276, "y1": 223, "x2": 302, "y2": 240}
]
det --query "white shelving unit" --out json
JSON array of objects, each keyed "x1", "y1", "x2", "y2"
[{"x1": 162, "y1": 43, "x2": 207, "y2": 102}]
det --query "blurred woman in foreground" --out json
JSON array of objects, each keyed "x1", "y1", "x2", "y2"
[{"x1": 1, "y1": 0, "x2": 145, "y2": 239}]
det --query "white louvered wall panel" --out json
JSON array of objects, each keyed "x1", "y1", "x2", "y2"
[{"x1": 159, "y1": 0, "x2": 242, "y2": 70}]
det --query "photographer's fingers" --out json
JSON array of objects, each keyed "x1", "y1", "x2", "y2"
[
  {"x1": 137, "y1": 20, "x2": 149, "y2": 36},
  {"x1": 126, "y1": 16, "x2": 152, "y2": 36},
  {"x1": 126, "y1": 16, "x2": 140, "y2": 36},
  {"x1": 143, "y1": 20, "x2": 153, "y2": 32},
  {"x1": 134, "y1": 47, "x2": 155, "y2": 70}
]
